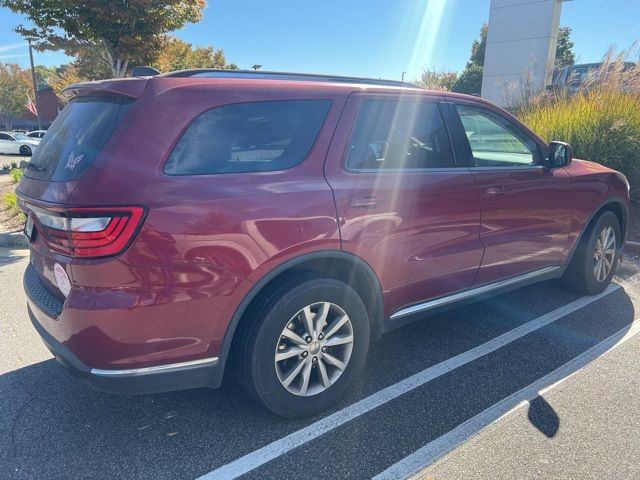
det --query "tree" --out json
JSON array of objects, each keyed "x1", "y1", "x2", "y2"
[
  {"x1": 555, "y1": 26, "x2": 576, "y2": 68},
  {"x1": 151, "y1": 36, "x2": 237, "y2": 72},
  {"x1": 469, "y1": 23, "x2": 488, "y2": 67},
  {"x1": 451, "y1": 65, "x2": 484, "y2": 95},
  {"x1": 1, "y1": 0, "x2": 206, "y2": 78},
  {"x1": 34, "y1": 65, "x2": 57, "y2": 85},
  {"x1": 49, "y1": 64, "x2": 88, "y2": 102},
  {"x1": 415, "y1": 69, "x2": 458, "y2": 91},
  {"x1": 0, "y1": 63, "x2": 31, "y2": 130},
  {"x1": 73, "y1": 48, "x2": 118, "y2": 81},
  {"x1": 451, "y1": 24, "x2": 488, "y2": 95}
]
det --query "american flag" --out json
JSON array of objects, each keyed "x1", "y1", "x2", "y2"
[{"x1": 26, "y1": 94, "x2": 38, "y2": 117}]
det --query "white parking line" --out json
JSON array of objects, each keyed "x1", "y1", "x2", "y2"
[
  {"x1": 197, "y1": 284, "x2": 620, "y2": 480},
  {"x1": 373, "y1": 313, "x2": 640, "y2": 480}
]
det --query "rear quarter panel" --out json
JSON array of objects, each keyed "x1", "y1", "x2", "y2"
[{"x1": 68, "y1": 81, "x2": 349, "y2": 280}]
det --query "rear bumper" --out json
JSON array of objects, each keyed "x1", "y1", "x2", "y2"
[
  {"x1": 24, "y1": 263, "x2": 225, "y2": 394},
  {"x1": 28, "y1": 304, "x2": 223, "y2": 394}
]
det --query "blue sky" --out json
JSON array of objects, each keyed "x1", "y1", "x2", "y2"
[{"x1": 1, "y1": 0, "x2": 639, "y2": 81}]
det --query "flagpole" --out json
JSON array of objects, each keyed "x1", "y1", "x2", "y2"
[{"x1": 27, "y1": 38, "x2": 42, "y2": 131}]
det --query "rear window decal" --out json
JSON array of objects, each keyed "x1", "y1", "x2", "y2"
[{"x1": 66, "y1": 152, "x2": 84, "y2": 170}]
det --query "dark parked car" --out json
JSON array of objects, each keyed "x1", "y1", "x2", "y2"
[
  {"x1": 551, "y1": 62, "x2": 636, "y2": 92},
  {"x1": 17, "y1": 70, "x2": 630, "y2": 417}
]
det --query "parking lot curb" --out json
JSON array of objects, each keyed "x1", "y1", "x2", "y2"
[{"x1": 0, "y1": 231, "x2": 28, "y2": 249}]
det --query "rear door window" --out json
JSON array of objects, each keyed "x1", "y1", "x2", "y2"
[
  {"x1": 164, "y1": 100, "x2": 332, "y2": 175},
  {"x1": 25, "y1": 96, "x2": 133, "y2": 181},
  {"x1": 345, "y1": 99, "x2": 455, "y2": 171}
]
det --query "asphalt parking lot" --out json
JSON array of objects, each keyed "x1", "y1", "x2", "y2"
[{"x1": 2, "y1": 247, "x2": 640, "y2": 479}]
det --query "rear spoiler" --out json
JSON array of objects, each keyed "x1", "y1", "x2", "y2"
[
  {"x1": 62, "y1": 77, "x2": 150, "y2": 101},
  {"x1": 131, "y1": 66, "x2": 161, "y2": 77}
]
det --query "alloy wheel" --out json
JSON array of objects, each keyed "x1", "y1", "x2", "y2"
[
  {"x1": 593, "y1": 225, "x2": 616, "y2": 282},
  {"x1": 274, "y1": 301, "x2": 354, "y2": 396}
]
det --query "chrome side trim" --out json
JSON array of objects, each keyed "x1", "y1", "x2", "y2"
[
  {"x1": 90, "y1": 357, "x2": 219, "y2": 378},
  {"x1": 390, "y1": 266, "x2": 562, "y2": 320}
]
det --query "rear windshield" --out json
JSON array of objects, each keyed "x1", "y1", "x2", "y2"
[
  {"x1": 164, "y1": 100, "x2": 331, "y2": 175},
  {"x1": 25, "y1": 96, "x2": 133, "y2": 181}
]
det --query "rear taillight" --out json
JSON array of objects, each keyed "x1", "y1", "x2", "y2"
[{"x1": 30, "y1": 206, "x2": 145, "y2": 258}]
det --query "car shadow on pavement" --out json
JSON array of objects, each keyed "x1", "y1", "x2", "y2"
[{"x1": 0, "y1": 282, "x2": 636, "y2": 480}]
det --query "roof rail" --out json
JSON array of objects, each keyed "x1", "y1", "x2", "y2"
[{"x1": 160, "y1": 69, "x2": 418, "y2": 88}]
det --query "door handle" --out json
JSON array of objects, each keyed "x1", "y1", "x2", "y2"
[
  {"x1": 485, "y1": 186, "x2": 506, "y2": 196},
  {"x1": 351, "y1": 195, "x2": 382, "y2": 207}
]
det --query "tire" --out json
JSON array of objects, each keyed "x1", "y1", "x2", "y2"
[
  {"x1": 562, "y1": 211, "x2": 621, "y2": 295},
  {"x1": 235, "y1": 275, "x2": 370, "y2": 418},
  {"x1": 19, "y1": 145, "x2": 32, "y2": 156}
]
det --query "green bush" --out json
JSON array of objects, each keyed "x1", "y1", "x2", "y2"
[
  {"x1": 10, "y1": 168, "x2": 23, "y2": 184},
  {"x1": 1, "y1": 191, "x2": 25, "y2": 225},
  {"x1": 2, "y1": 192, "x2": 18, "y2": 212}
]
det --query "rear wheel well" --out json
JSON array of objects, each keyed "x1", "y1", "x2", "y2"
[{"x1": 227, "y1": 254, "x2": 383, "y2": 364}]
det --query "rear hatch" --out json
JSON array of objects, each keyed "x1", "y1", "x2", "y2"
[
  {"x1": 18, "y1": 79, "x2": 148, "y2": 300},
  {"x1": 23, "y1": 95, "x2": 133, "y2": 184}
]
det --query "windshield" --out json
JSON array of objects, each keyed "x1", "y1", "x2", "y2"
[
  {"x1": 13, "y1": 133, "x2": 30, "y2": 140},
  {"x1": 25, "y1": 96, "x2": 133, "y2": 182}
]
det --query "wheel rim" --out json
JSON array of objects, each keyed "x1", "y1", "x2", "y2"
[
  {"x1": 274, "y1": 302, "x2": 354, "y2": 396},
  {"x1": 593, "y1": 225, "x2": 616, "y2": 282}
]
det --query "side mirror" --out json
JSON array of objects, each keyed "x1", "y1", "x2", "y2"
[{"x1": 547, "y1": 141, "x2": 572, "y2": 168}]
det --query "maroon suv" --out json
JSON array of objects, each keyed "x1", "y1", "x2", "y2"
[{"x1": 18, "y1": 70, "x2": 630, "y2": 417}]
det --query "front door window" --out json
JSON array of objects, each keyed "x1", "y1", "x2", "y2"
[{"x1": 455, "y1": 105, "x2": 538, "y2": 168}]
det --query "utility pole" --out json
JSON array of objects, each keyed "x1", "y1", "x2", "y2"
[
  {"x1": 27, "y1": 38, "x2": 42, "y2": 130},
  {"x1": 401, "y1": 71, "x2": 406, "y2": 82}
]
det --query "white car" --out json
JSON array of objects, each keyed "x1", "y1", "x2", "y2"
[
  {"x1": 0, "y1": 132, "x2": 40, "y2": 156},
  {"x1": 27, "y1": 130, "x2": 48, "y2": 139}
]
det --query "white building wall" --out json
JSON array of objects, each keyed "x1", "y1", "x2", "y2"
[{"x1": 481, "y1": 0, "x2": 564, "y2": 106}]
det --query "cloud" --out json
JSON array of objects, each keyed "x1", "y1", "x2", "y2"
[
  {"x1": 0, "y1": 53, "x2": 28, "y2": 60},
  {"x1": 0, "y1": 42, "x2": 26, "y2": 53}
]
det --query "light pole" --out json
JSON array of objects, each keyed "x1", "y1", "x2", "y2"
[
  {"x1": 401, "y1": 71, "x2": 406, "y2": 82},
  {"x1": 27, "y1": 38, "x2": 42, "y2": 130}
]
